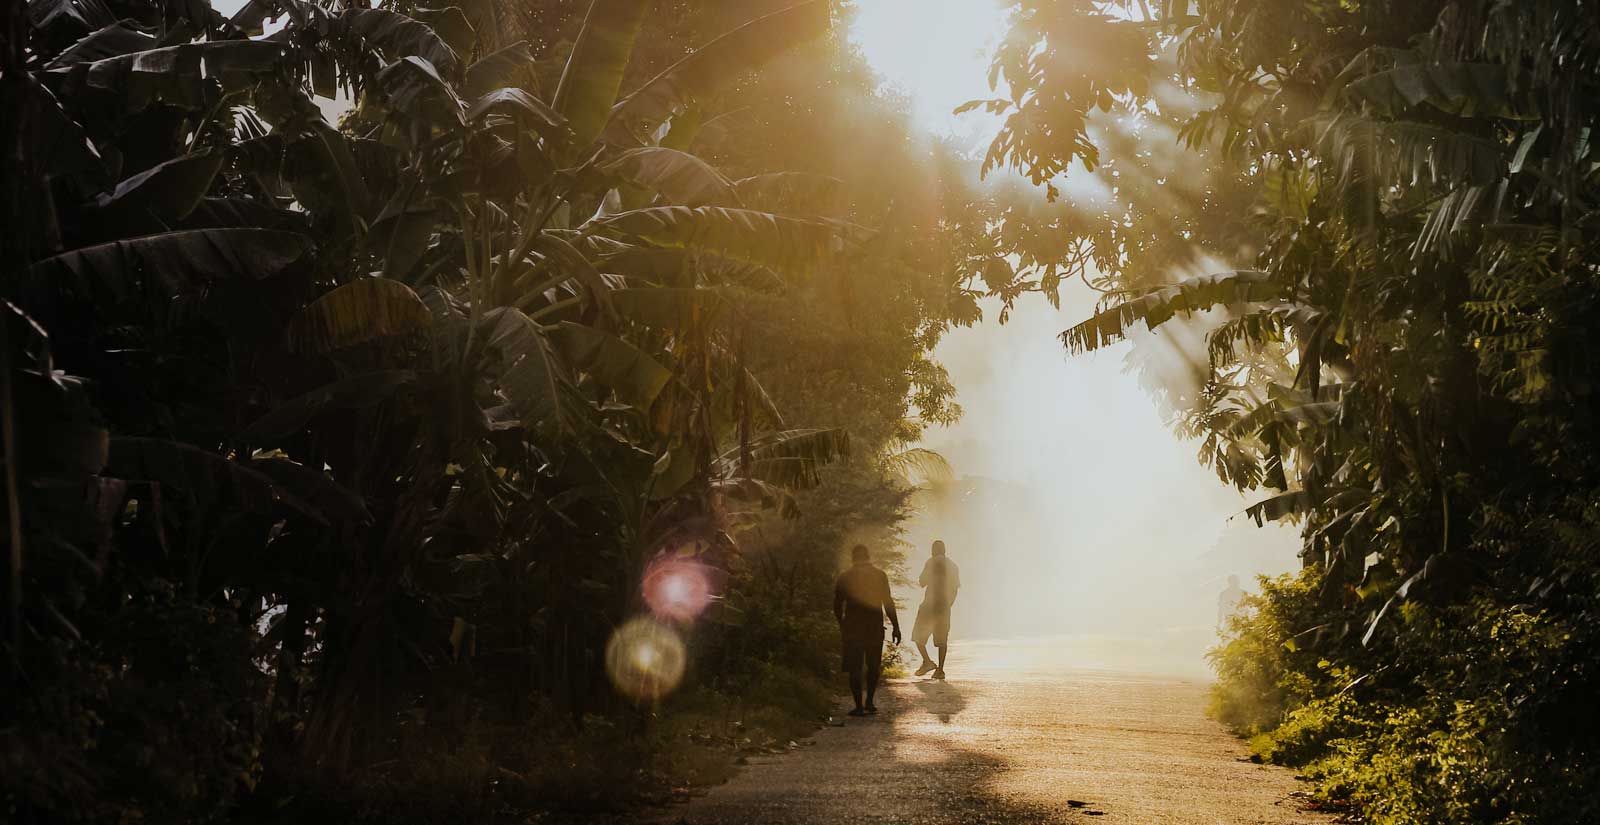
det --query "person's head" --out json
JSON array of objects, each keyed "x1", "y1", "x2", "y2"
[
  {"x1": 931, "y1": 540, "x2": 946, "y2": 558},
  {"x1": 1227, "y1": 574, "x2": 1239, "y2": 588},
  {"x1": 851, "y1": 544, "x2": 870, "y2": 563}
]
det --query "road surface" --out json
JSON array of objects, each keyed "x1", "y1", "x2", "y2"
[{"x1": 664, "y1": 638, "x2": 1331, "y2": 824}]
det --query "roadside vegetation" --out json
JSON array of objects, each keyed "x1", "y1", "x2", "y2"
[
  {"x1": 0, "y1": 0, "x2": 999, "y2": 821},
  {"x1": 981, "y1": 1, "x2": 1600, "y2": 822}
]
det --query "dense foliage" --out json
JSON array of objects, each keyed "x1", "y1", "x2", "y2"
[
  {"x1": 0, "y1": 0, "x2": 993, "y2": 820},
  {"x1": 983, "y1": 0, "x2": 1600, "y2": 821}
]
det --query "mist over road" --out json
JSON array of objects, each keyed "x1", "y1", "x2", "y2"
[{"x1": 666, "y1": 639, "x2": 1331, "y2": 824}]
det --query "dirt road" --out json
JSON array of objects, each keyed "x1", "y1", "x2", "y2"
[{"x1": 664, "y1": 638, "x2": 1331, "y2": 824}]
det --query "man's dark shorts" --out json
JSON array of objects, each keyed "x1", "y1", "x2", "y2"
[
  {"x1": 914, "y1": 603, "x2": 952, "y2": 648},
  {"x1": 840, "y1": 629, "x2": 884, "y2": 674}
]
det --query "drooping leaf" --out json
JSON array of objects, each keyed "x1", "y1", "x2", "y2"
[
  {"x1": 600, "y1": 147, "x2": 735, "y2": 207},
  {"x1": 466, "y1": 88, "x2": 568, "y2": 138},
  {"x1": 1061, "y1": 271, "x2": 1284, "y2": 354},
  {"x1": 250, "y1": 457, "x2": 373, "y2": 525},
  {"x1": 286, "y1": 278, "x2": 431, "y2": 355},
  {"x1": 85, "y1": 152, "x2": 224, "y2": 233},
  {"x1": 343, "y1": 7, "x2": 462, "y2": 77},
  {"x1": 377, "y1": 55, "x2": 466, "y2": 124},
  {"x1": 715, "y1": 427, "x2": 849, "y2": 490},
  {"x1": 479, "y1": 307, "x2": 580, "y2": 433},
  {"x1": 1244, "y1": 489, "x2": 1310, "y2": 526},
  {"x1": 25, "y1": 229, "x2": 314, "y2": 317}
]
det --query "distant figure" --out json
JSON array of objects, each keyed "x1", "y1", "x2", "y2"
[
  {"x1": 913, "y1": 540, "x2": 961, "y2": 680},
  {"x1": 1217, "y1": 574, "x2": 1245, "y2": 628},
  {"x1": 834, "y1": 545, "x2": 901, "y2": 717}
]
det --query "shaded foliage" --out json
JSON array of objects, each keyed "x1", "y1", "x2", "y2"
[{"x1": 986, "y1": 0, "x2": 1600, "y2": 821}]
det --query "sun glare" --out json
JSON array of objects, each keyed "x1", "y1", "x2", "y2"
[{"x1": 848, "y1": 0, "x2": 1006, "y2": 136}]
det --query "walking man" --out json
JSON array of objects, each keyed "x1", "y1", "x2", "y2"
[
  {"x1": 833, "y1": 544, "x2": 900, "y2": 717},
  {"x1": 913, "y1": 540, "x2": 960, "y2": 679}
]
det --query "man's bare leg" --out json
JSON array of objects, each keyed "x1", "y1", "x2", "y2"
[
  {"x1": 933, "y1": 642, "x2": 948, "y2": 679},
  {"x1": 914, "y1": 640, "x2": 936, "y2": 675}
]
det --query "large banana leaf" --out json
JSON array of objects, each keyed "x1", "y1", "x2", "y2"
[
  {"x1": 479, "y1": 307, "x2": 582, "y2": 433},
  {"x1": 600, "y1": 147, "x2": 735, "y2": 207},
  {"x1": 286, "y1": 278, "x2": 431, "y2": 355},
  {"x1": 85, "y1": 152, "x2": 224, "y2": 234},
  {"x1": 551, "y1": 0, "x2": 651, "y2": 147},
  {"x1": 44, "y1": 22, "x2": 158, "y2": 68},
  {"x1": 378, "y1": 55, "x2": 466, "y2": 125},
  {"x1": 548, "y1": 322, "x2": 672, "y2": 409},
  {"x1": 343, "y1": 7, "x2": 462, "y2": 77},
  {"x1": 1061, "y1": 270, "x2": 1284, "y2": 354},
  {"x1": 605, "y1": 0, "x2": 832, "y2": 144},
  {"x1": 1345, "y1": 61, "x2": 1534, "y2": 120},
  {"x1": 589, "y1": 206, "x2": 865, "y2": 272},
  {"x1": 25, "y1": 229, "x2": 314, "y2": 314},
  {"x1": 46, "y1": 40, "x2": 291, "y2": 110},
  {"x1": 250, "y1": 457, "x2": 373, "y2": 525}
]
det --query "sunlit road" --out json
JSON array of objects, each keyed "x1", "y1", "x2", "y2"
[{"x1": 666, "y1": 638, "x2": 1332, "y2": 824}]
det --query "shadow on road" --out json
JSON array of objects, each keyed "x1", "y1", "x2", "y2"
[{"x1": 913, "y1": 678, "x2": 968, "y2": 723}]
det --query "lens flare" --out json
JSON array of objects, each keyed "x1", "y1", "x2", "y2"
[
  {"x1": 641, "y1": 558, "x2": 715, "y2": 622},
  {"x1": 604, "y1": 617, "x2": 686, "y2": 702}
]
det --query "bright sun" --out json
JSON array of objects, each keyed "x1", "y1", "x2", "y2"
[{"x1": 848, "y1": 0, "x2": 1006, "y2": 136}]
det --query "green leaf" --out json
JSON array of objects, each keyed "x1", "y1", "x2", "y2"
[
  {"x1": 1345, "y1": 62, "x2": 1535, "y2": 120},
  {"x1": 286, "y1": 278, "x2": 431, "y2": 354},
  {"x1": 241, "y1": 370, "x2": 418, "y2": 441},
  {"x1": 1061, "y1": 271, "x2": 1284, "y2": 354},
  {"x1": 549, "y1": 322, "x2": 672, "y2": 409},
  {"x1": 551, "y1": 0, "x2": 652, "y2": 147}
]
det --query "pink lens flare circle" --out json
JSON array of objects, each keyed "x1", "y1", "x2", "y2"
[{"x1": 641, "y1": 558, "x2": 715, "y2": 622}]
